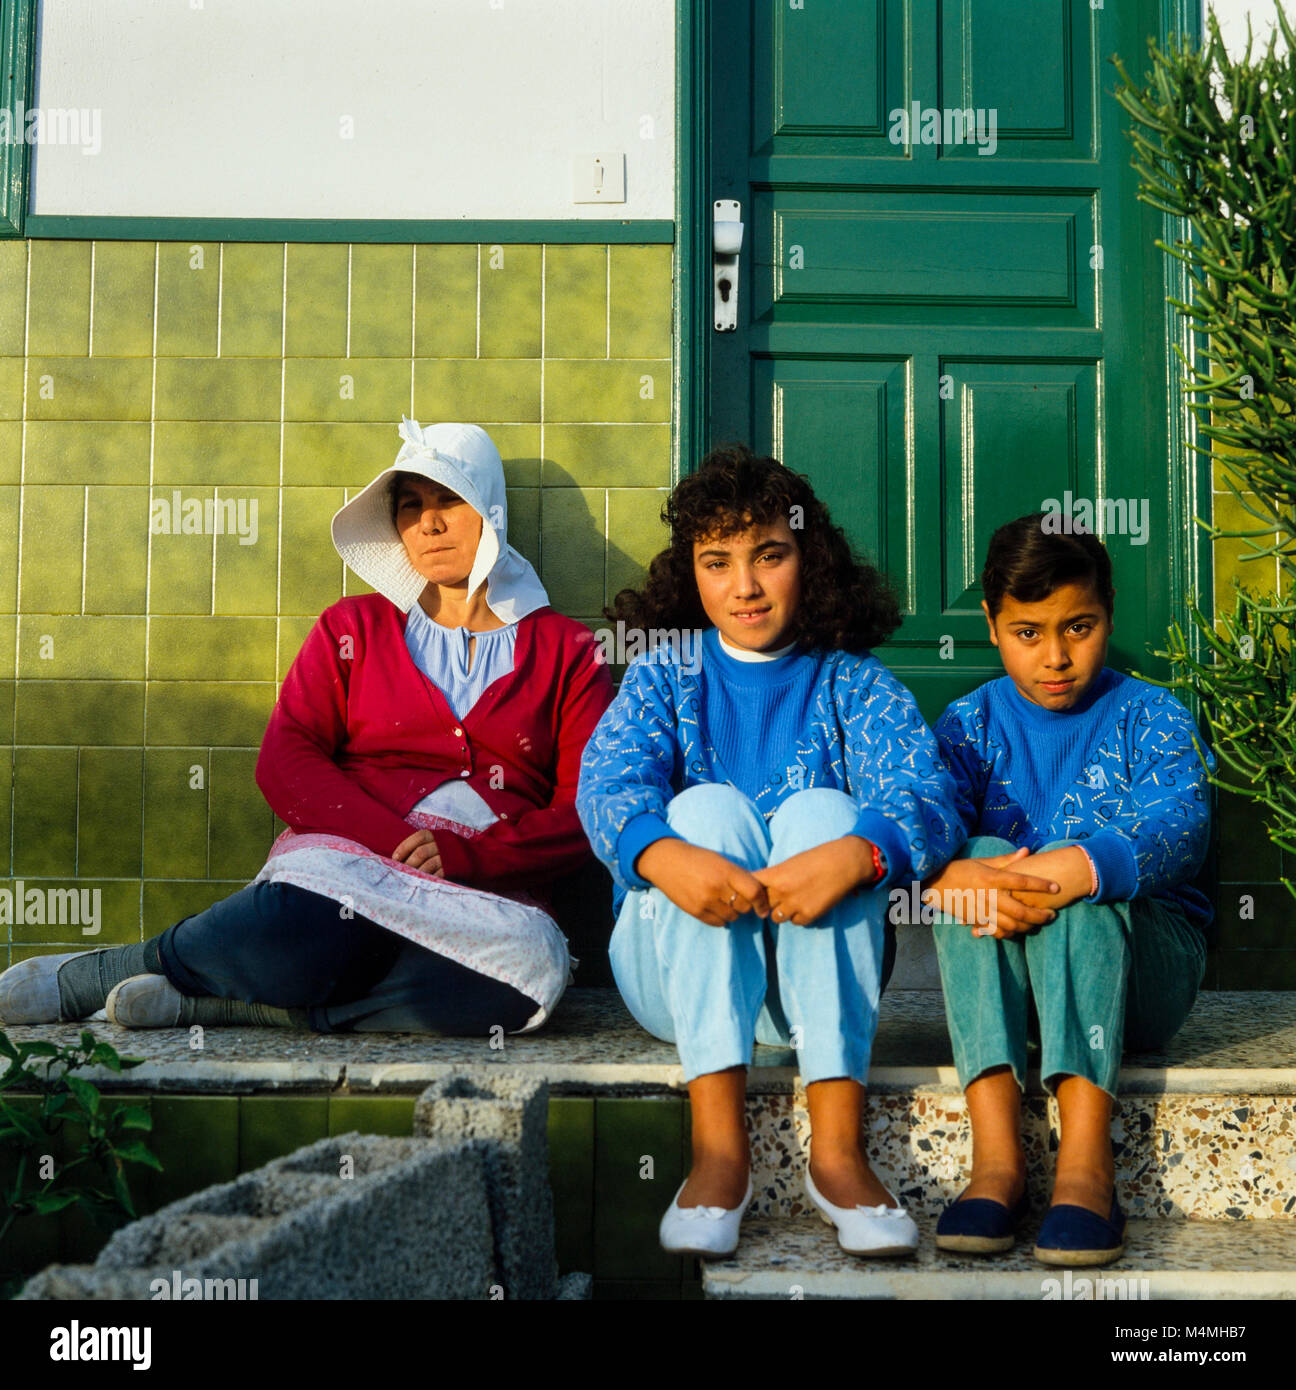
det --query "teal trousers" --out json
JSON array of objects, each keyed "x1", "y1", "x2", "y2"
[{"x1": 931, "y1": 836, "x2": 1207, "y2": 1098}]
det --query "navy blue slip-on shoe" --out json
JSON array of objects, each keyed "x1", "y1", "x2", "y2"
[
  {"x1": 935, "y1": 1190, "x2": 1031, "y2": 1254},
  {"x1": 1033, "y1": 1193, "x2": 1127, "y2": 1267}
]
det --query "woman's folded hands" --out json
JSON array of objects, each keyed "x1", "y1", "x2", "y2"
[{"x1": 392, "y1": 828, "x2": 444, "y2": 877}]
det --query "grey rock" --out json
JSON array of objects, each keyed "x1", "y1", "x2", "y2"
[{"x1": 414, "y1": 1066, "x2": 557, "y2": 1300}]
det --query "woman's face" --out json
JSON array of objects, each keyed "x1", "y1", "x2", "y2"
[
  {"x1": 982, "y1": 580, "x2": 1113, "y2": 710},
  {"x1": 692, "y1": 513, "x2": 802, "y2": 651},
  {"x1": 394, "y1": 476, "x2": 483, "y2": 589}
]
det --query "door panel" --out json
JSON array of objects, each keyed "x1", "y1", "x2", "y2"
[{"x1": 706, "y1": 0, "x2": 1173, "y2": 726}]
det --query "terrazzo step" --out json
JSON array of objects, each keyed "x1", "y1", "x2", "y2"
[{"x1": 701, "y1": 1214, "x2": 1296, "y2": 1300}]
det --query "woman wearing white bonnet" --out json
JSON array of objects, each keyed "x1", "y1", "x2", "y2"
[{"x1": 0, "y1": 419, "x2": 614, "y2": 1034}]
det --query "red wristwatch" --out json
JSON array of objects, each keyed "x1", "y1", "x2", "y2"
[{"x1": 870, "y1": 841, "x2": 886, "y2": 885}]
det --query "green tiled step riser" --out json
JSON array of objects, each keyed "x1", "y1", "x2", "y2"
[{"x1": 0, "y1": 1094, "x2": 698, "y2": 1300}]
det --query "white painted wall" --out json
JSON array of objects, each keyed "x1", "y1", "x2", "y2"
[
  {"x1": 29, "y1": 0, "x2": 674, "y2": 220},
  {"x1": 1206, "y1": 1, "x2": 1289, "y2": 57}
]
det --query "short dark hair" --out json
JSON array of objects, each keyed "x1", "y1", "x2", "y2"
[
  {"x1": 980, "y1": 512, "x2": 1115, "y2": 622},
  {"x1": 608, "y1": 442, "x2": 903, "y2": 653}
]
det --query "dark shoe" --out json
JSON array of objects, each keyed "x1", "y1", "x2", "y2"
[
  {"x1": 935, "y1": 1189, "x2": 1030, "y2": 1254},
  {"x1": 1034, "y1": 1193, "x2": 1126, "y2": 1267}
]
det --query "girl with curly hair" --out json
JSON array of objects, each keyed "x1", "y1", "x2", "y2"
[{"x1": 577, "y1": 445, "x2": 1043, "y2": 1261}]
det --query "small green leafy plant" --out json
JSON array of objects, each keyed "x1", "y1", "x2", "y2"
[{"x1": 0, "y1": 1027, "x2": 163, "y2": 1296}]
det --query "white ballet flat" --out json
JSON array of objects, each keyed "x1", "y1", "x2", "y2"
[
  {"x1": 658, "y1": 1173, "x2": 753, "y2": 1258},
  {"x1": 805, "y1": 1168, "x2": 919, "y2": 1257}
]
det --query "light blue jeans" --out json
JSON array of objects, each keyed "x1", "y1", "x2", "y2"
[{"x1": 609, "y1": 782, "x2": 894, "y2": 1085}]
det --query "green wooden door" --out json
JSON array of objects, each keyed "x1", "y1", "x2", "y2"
[{"x1": 703, "y1": 0, "x2": 1194, "y2": 724}]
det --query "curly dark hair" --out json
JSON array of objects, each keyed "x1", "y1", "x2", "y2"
[{"x1": 608, "y1": 443, "x2": 903, "y2": 653}]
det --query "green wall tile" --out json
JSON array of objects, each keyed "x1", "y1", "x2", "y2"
[
  {"x1": 0, "y1": 239, "x2": 28, "y2": 356},
  {"x1": 544, "y1": 245, "x2": 607, "y2": 359},
  {"x1": 1218, "y1": 949, "x2": 1296, "y2": 989},
  {"x1": 153, "y1": 422, "x2": 282, "y2": 486},
  {"x1": 209, "y1": 749, "x2": 274, "y2": 879},
  {"x1": 545, "y1": 360, "x2": 671, "y2": 424},
  {"x1": 0, "y1": 746, "x2": 12, "y2": 878},
  {"x1": 147, "y1": 1097, "x2": 240, "y2": 1208},
  {"x1": 27, "y1": 241, "x2": 91, "y2": 356},
  {"x1": 593, "y1": 1280, "x2": 681, "y2": 1300},
  {"x1": 26, "y1": 358, "x2": 152, "y2": 421},
  {"x1": 480, "y1": 244, "x2": 541, "y2": 358},
  {"x1": 505, "y1": 488, "x2": 540, "y2": 568},
  {"x1": 482, "y1": 423, "x2": 541, "y2": 488},
  {"x1": 0, "y1": 612, "x2": 13, "y2": 672},
  {"x1": 84, "y1": 485, "x2": 149, "y2": 614},
  {"x1": 17, "y1": 614, "x2": 146, "y2": 679},
  {"x1": 1217, "y1": 795, "x2": 1281, "y2": 884},
  {"x1": 14, "y1": 680, "x2": 145, "y2": 746},
  {"x1": 18, "y1": 485, "x2": 83, "y2": 615},
  {"x1": 593, "y1": 1097, "x2": 686, "y2": 1281},
  {"x1": 541, "y1": 487, "x2": 605, "y2": 614},
  {"x1": 220, "y1": 243, "x2": 284, "y2": 357},
  {"x1": 543, "y1": 424, "x2": 670, "y2": 488},
  {"x1": 283, "y1": 421, "x2": 394, "y2": 486},
  {"x1": 606, "y1": 489, "x2": 671, "y2": 602},
  {"x1": 280, "y1": 487, "x2": 346, "y2": 614},
  {"x1": 413, "y1": 359, "x2": 541, "y2": 422},
  {"x1": 285, "y1": 244, "x2": 348, "y2": 358},
  {"x1": 0, "y1": 486, "x2": 17, "y2": 609},
  {"x1": 350, "y1": 245, "x2": 413, "y2": 358},
  {"x1": 26, "y1": 421, "x2": 151, "y2": 485},
  {"x1": 141, "y1": 880, "x2": 243, "y2": 937},
  {"x1": 142, "y1": 748, "x2": 209, "y2": 879},
  {"x1": 328, "y1": 1096, "x2": 417, "y2": 1137},
  {"x1": 11, "y1": 747, "x2": 79, "y2": 877},
  {"x1": 0, "y1": 359, "x2": 22, "y2": 420},
  {"x1": 548, "y1": 1097, "x2": 594, "y2": 1273},
  {"x1": 213, "y1": 487, "x2": 278, "y2": 615},
  {"x1": 10, "y1": 880, "x2": 138, "y2": 945},
  {"x1": 414, "y1": 245, "x2": 477, "y2": 358},
  {"x1": 238, "y1": 1096, "x2": 330, "y2": 1172},
  {"x1": 148, "y1": 487, "x2": 215, "y2": 616},
  {"x1": 145, "y1": 680, "x2": 275, "y2": 747},
  {"x1": 155, "y1": 358, "x2": 280, "y2": 422},
  {"x1": 1214, "y1": 884, "x2": 1295, "y2": 951},
  {"x1": 90, "y1": 241, "x2": 156, "y2": 357},
  {"x1": 156, "y1": 243, "x2": 219, "y2": 356},
  {"x1": 77, "y1": 747, "x2": 144, "y2": 878},
  {"x1": 147, "y1": 617, "x2": 276, "y2": 681},
  {"x1": 277, "y1": 615, "x2": 317, "y2": 679},
  {"x1": 283, "y1": 358, "x2": 411, "y2": 423},
  {"x1": 609, "y1": 245, "x2": 673, "y2": 358},
  {"x1": 0, "y1": 421, "x2": 19, "y2": 485}
]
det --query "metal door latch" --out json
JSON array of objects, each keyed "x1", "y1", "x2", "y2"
[{"x1": 713, "y1": 199, "x2": 743, "y2": 332}]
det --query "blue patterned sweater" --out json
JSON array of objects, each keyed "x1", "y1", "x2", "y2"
[
  {"x1": 576, "y1": 626, "x2": 968, "y2": 910},
  {"x1": 934, "y1": 668, "x2": 1215, "y2": 931}
]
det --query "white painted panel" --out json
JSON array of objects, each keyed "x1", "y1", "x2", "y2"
[
  {"x1": 30, "y1": 0, "x2": 674, "y2": 220},
  {"x1": 1206, "y1": 1, "x2": 1289, "y2": 57}
]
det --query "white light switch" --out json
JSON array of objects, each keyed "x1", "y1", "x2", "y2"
[{"x1": 572, "y1": 153, "x2": 626, "y2": 204}]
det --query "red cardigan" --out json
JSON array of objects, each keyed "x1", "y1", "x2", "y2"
[{"x1": 255, "y1": 594, "x2": 614, "y2": 900}]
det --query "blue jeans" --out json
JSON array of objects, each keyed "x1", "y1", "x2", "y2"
[
  {"x1": 143, "y1": 880, "x2": 539, "y2": 1034},
  {"x1": 609, "y1": 783, "x2": 896, "y2": 1084},
  {"x1": 931, "y1": 835, "x2": 1207, "y2": 1097}
]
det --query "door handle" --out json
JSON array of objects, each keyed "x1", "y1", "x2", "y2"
[{"x1": 713, "y1": 199, "x2": 743, "y2": 332}]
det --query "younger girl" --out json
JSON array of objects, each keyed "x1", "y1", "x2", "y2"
[
  {"x1": 924, "y1": 513, "x2": 1212, "y2": 1266},
  {"x1": 576, "y1": 446, "x2": 1049, "y2": 1260}
]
